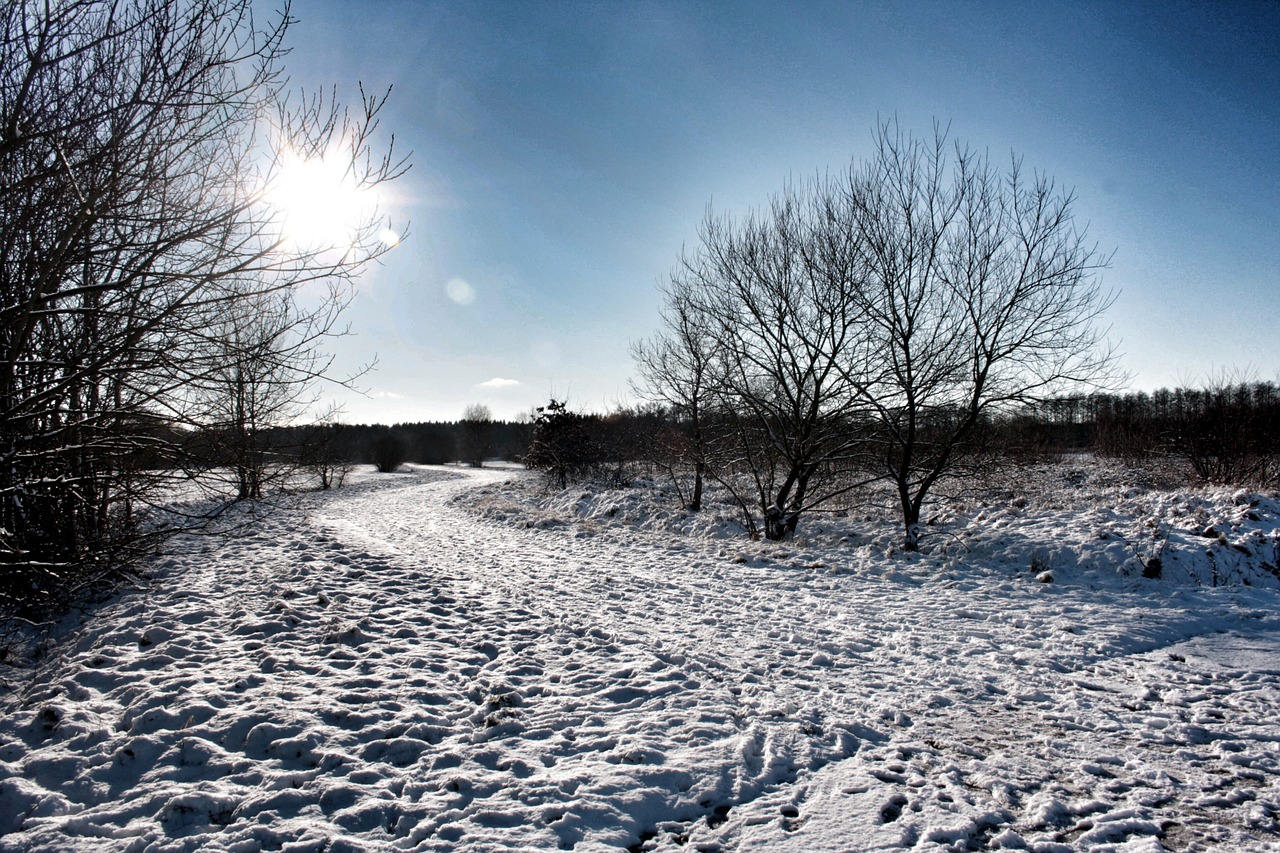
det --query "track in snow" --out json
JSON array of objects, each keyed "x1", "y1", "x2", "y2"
[{"x1": 1, "y1": 465, "x2": 1277, "y2": 851}]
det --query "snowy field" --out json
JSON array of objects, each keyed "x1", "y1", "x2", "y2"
[{"x1": 1, "y1": 462, "x2": 1279, "y2": 852}]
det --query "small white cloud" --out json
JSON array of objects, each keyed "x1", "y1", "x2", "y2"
[
  {"x1": 371, "y1": 390, "x2": 406, "y2": 399},
  {"x1": 477, "y1": 377, "x2": 520, "y2": 389},
  {"x1": 446, "y1": 277, "x2": 476, "y2": 305}
]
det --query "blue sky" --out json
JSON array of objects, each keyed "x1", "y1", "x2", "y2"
[{"x1": 281, "y1": 1, "x2": 1280, "y2": 424}]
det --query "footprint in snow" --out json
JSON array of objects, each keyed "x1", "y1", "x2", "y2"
[{"x1": 880, "y1": 793, "x2": 909, "y2": 823}]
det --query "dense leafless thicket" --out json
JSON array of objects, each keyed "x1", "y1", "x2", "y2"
[
  {"x1": 0, "y1": 0, "x2": 405, "y2": 608},
  {"x1": 636, "y1": 122, "x2": 1118, "y2": 546},
  {"x1": 1089, "y1": 378, "x2": 1280, "y2": 485}
]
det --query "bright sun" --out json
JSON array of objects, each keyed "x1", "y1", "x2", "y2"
[{"x1": 266, "y1": 152, "x2": 396, "y2": 249}]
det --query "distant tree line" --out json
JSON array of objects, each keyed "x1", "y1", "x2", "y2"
[
  {"x1": 316, "y1": 419, "x2": 533, "y2": 468},
  {"x1": 176, "y1": 416, "x2": 534, "y2": 477},
  {"x1": 205, "y1": 376, "x2": 1278, "y2": 513}
]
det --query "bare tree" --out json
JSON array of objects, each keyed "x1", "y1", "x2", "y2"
[
  {"x1": 671, "y1": 190, "x2": 877, "y2": 540},
  {"x1": 631, "y1": 277, "x2": 717, "y2": 510},
  {"x1": 185, "y1": 286, "x2": 359, "y2": 499},
  {"x1": 840, "y1": 122, "x2": 1117, "y2": 549},
  {"x1": 457, "y1": 403, "x2": 493, "y2": 468},
  {"x1": 301, "y1": 415, "x2": 353, "y2": 491},
  {"x1": 0, "y1": 0, "x2": 406, "y2": 606}
]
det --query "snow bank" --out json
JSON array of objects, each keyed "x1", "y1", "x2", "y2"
[{"x1": 468, "y1": 460, "x2": 1280, "y2": 591}]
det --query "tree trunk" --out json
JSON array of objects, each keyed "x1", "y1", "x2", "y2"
[
  {"x1": 901, "y1": 499, "x2": 922, "y2": 551},
  {"x1": 763, "y1": 463, "x2": 811, "y2": 540},
  {"x1": 689, "y1": 459, "x2": 704, "y2": 512},
  {"x1": 764, "y1": 506, "x2": 789, "y2": 541}
]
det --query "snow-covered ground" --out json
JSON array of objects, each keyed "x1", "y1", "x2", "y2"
[{"x1": 1, "y1": 462, "x2": 1278, "y2": 852}]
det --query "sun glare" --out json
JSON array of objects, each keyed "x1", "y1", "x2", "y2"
[{"x1": 267, "y1": 152, "x2": 376, "y2": 249}]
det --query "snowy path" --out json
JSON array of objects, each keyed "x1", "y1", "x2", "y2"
[{"x1": 1, "y1": 466, "x2": 1278, "y2": 851}]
